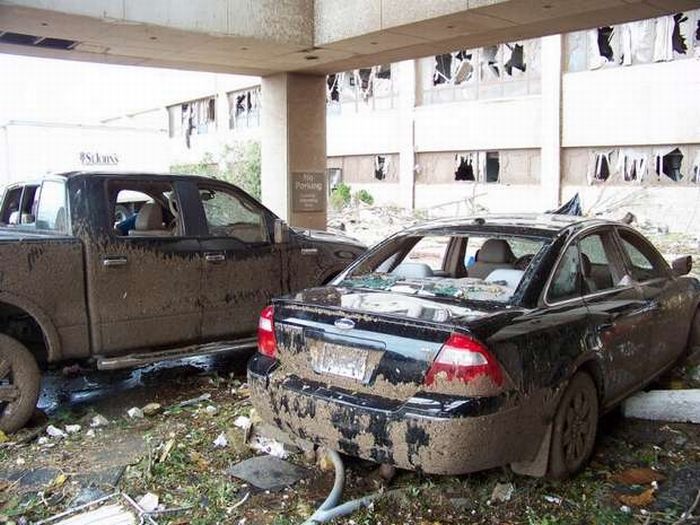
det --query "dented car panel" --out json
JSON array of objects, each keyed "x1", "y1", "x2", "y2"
[{"x1": 249, "y1": 215, "x2": 700, "y2": 475}]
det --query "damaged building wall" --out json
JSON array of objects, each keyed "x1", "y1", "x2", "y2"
[
  {"x1": 326, "y1": 64, "x2": 399, "y2": 115},
  {"x1": 326, "y1": 154, "x2": 399, "y2": 185},
  {"x1": 562, "y1": 145, "x2": 700, "y2": 233},
  {"x1": 418, "y1": 39, "x2": 541, "y2": 105},
  {"x1": 415, "y1": 149, "x2": 540, "y2": 185}
]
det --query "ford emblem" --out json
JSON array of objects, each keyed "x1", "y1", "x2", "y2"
[{"x1": 334, "y1": 318, "x2": 355, "y2": 330}]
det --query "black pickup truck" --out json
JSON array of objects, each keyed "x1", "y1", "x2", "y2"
[{"x1": 0, "y1": 171, "x2": 365, "y2": 432}]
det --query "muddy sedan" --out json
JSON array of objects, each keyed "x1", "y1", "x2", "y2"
[{"x1": 248, "y1": 215, "x2": 700, "y2": 478}]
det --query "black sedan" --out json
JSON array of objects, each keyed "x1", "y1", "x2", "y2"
[{"x1": 248, "y1": 215, "x2": 699, "y2": 478}]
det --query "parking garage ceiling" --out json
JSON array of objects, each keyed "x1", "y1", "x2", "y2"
[{"x1": 0, "y1": 0, "x2": 698, "y2": 75}]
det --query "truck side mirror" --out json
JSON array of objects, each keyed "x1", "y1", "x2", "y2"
[
  {"x1": 273, "y1": 219, "x2": 289, "y2": 244},
  {"x1": 671, "y1": 255, "x2": 692, "y2": 277}
]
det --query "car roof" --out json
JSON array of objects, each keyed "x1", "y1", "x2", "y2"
[{"x1": 403, "y1": 214, "x2": 620, "y2": 238}]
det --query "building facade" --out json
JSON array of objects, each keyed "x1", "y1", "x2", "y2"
[{"x1": 109, "y1": 9, "x2": 700, "y2": 233}]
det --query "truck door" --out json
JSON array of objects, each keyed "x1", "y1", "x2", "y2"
[
  {"x1": 83, "y1": 178, "x2": 203, "y2": 355},
  {"x1": 194, "y1": 181, "x2": 284, "y2": 342}
]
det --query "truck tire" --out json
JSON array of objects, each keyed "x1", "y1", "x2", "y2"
[
  {"x1": 547, "y1": 372, "x2": 598, "y2": 479},
  {"x1": 0, "y1": 334, "x2": 41, "y2": 433}
]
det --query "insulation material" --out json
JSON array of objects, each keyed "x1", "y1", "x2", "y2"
[{"x1": 653, "y1": 15, "x2": 675, "y2": 61}]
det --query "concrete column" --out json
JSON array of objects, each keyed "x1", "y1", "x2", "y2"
[
  {"x1": 540, "y1": 34, "x2": 563, "y2": 208},
  {"x1": 261, "y1": 73, "x2": 327, "y2": 230},
  {"x1": 397, "y1": 60, "x2": 417, "y2": 210}
]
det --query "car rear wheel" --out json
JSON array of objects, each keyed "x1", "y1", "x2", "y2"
[
  {"x1": 0, "y1": 334, "x2": 41, "y2": 433},
  {"x1": 548, "y1": 372, "x2": 598, "y2": 479}
]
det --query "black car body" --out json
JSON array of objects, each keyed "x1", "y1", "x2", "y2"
[{"x1": 249, "y1": 215, "x2": 699, "y2": 477}]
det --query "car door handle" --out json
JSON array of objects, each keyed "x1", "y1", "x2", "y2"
[
  {"x1": 103, "y1": 256, "x2": 128, "y2": 267},
  {"x1": 204, "y1": 253, "x2": 226, "y2": 263},
  {"x1": 301, "y1": 248, "x2": 318, "y2": 256}
]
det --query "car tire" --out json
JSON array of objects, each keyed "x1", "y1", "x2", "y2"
[
  {"x1": 547, "y1": 372, "x2": 598, "y2": 479},
  {"x1": 0, "y1": 334, "x2": 41, "y2": 434}
]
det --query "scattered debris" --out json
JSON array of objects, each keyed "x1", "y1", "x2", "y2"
[
  {"x1": 142, "y1": 403, "x2": 162, "y2": 417},
  {"x1": 64, "y1": 424, "x2": 81, "y2": 434},
  {"x1": 490, "y1": 482, "x2": 515, "y2": 504},
  {"x1": 249, "y1": 435, "x2": 288, "y2": 459},
  {"x1": 204, "y1": 405, "x2": 219, "y2": 416},
  {"x1": 234, "y1": 416, "x2": 252, "y2": 430},
  {"x1": 227, "y1": 456, "x2": 308, "y2": 491},
  {"x1": 158, "y1": 439, "x2": 176, "y2": 464},
  {"x1": 213, "y1": 432, "x2": 228, "y2": 448},
  {"x1": 623, "y1": 389, "x2": 700, "y2": 423},
  {"x1": 127, "y1": 407, "x2": 144, "y2": 419},
  {"x1": 617, "y1": 487, "x2": 655, "y2": 507},
  {"x1": 612, "y1": 467, "x2": 666, "y2": 485},
  {"x1": 175, "y1": 393, "x2": 211, "y2": 409},
  {"x1": 138, "y1": 492, "x2": 159, "y2": 513},
  {"x1": 90, "y1": 414, "x2": 109, "y2": 428},
  {"x1": 544, "y1": 495, "x2": 563, "y2": 505},
  {"x1": 46, "y1": 425, "x2": 67, "y2": 439},
  {"x1": 36, "y1": 493, "x2": 158, "y2": 525}
]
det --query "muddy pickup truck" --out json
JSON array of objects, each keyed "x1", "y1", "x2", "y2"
[{"x1": 0, "y1": 171, "x2": 365, "y2": 432}]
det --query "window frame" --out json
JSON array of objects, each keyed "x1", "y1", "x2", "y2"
[
  {"x1": 542, "y1": 226, "x2": 633, "y2": 306},
  {"x1": 613, "y1": 226, "x2": 671, "y2": 283},
  {"x1": 196, "y1": 182, "x2": 272, "y2": 245},
  {"x1": 34, "y1": 179, "x2": 70, "y2": 234}
]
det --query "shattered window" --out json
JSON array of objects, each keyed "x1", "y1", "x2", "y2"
[
  {"x1": 597, "y1": 27, "x2": 615, "y2": 62},
  {"x1": 343, "y1": 232, "x2": 547, "y2": 304},
  {"x1": 485, "y1": 152, "x2": 500, "y2": 183},
  {"x1": 228, "y1": 87, "x2": 261, "y2": 130},
  {"x1": 547, "y1": 245, "x2": 582, "y2": 302},
  {"x1": 454, "y1": 154, "x2": 476, "y2": 181},
  {"x1": 657, "y1": 148, "x2": 684, "y2": 181},
  {"x1": 374, "y1": 156, "x2": 387, "y2": 180},
  {"x1": 433, "y1": 54, "x2": 453, "y2": 85},
  {"x1": 673, "y1": 13, "x2": 689, "y2": 54},
  {"x1": 579, "y1": 232, "x2": 622, "y2": 292},
  {"x1": 198, "y1": 185, "x2": 268, "y2": 244},
  {"x1": 326, "y1": 74, "x2": 340, "y2": 103},
  {"x1": 593, "y1": 154, "x2": 611, "y2": 182},
  {"x1": 504, "y1": 43, "x2": 526, "y2": 75}
]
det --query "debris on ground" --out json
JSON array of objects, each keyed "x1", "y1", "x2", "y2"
[
  {"x1": 227, "y1": 456, "x2": 308, "y2": 491},
  {"x1": 489, "y1": 482, "x2": 515, "y2": 504},
  {"x1": 141, "y1": 403, "x2": 162, "y2": 417},
  {"x1": 248, "y1": 435, "x2": 288, "y2": 459},
  {"x1": 90, "y1": 414, "x2": 109, "y2": 428},
  {"x1": 213, "y1": 432, "x2": 228, "y2": 448},
  {"x1": 126, "y1": 407, "x2": 144, "y2": 419},
  {"x1": 45, "y1": 425, "x2": 67, "y2": 439},
  {"x1": 137, "y1": 492, "x2": 159, "y2": 513},
  {"x1": 64, "y1": 425, "x2": 81, "y2": 435}
]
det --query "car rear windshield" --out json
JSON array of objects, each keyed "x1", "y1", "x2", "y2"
[{"x1": 339, "y1": 232, "x2": 548, "y2": 303}]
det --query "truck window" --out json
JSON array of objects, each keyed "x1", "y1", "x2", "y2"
[
  {"x1": 107, "y1": 180, "x2": 182, "y2": 237},
  {"x1": 0, "y1": 187, "x2": 22, "y2": 224},
  {"x1": 36, "y1": 181, "x2": 69, "y2": 233},
  {"x1": 198, "y1": 185, "x2": 268, "y2": 243}
]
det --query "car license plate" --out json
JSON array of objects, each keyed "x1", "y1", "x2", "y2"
[{"x1": 311, "y1": 343, "x2": 368, "y2": 381}]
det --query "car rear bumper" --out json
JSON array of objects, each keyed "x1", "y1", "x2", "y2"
[{"x1": 248, "y1": 354, "x2": 548, "y2": 475}]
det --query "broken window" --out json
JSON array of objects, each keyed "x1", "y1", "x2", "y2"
[
  {"x1": 656, "y1": 148, "x2": 684, "y2": 181},
  {"x1": 374, "y1": 156, "x2": 387, "y2": 180},
  {"x1": 454, "y1": 154, "x2": 475, "y2": 181},
  {"x1": 433, "y1": 54, "x2": 452, "y2": 85},
  {"x1": 326, "y1": 74, "x2": 340, "y2": 103},
  {"x1": 357, "y1": 68, "x2": 374, "y2": 100},
  {"x1": 178, "y1": 96, "x2": 217, "y2": 147},
  {"x1": 375, "y1": 64, "x2": 391, "y2": 80},
  {"x1": 228, "y1": 87, "x2": 261, "y2": 130},
  {"x1": 597, "y1": 27, "x2": 615, "y2": 61},
  {"x1": 327, "y1": 168, "x2": 342, "y2": 192},
  {"x1": 672, "y1": 13, "x2": 689, "y2": 54},
  {"x1": 485, "y1": 152, "x2": 500, "y2": 183},
  {"x1": 481, "y1": 46, "x2": 500, "y2": 80},
  {"x1": 593, "y1": 153, "x2": 611, "y2": 182},
  {"x1": 504, "y1": 43, "x2": 526, "y2": 75},
  {"x1": 373, "y1": 64, "x2": 392, "y2": 97}
]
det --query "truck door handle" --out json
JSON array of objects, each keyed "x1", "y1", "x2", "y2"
[
  {"x1": 205, "y1": 253, "x2": 226, "y2": 263},
  {"x1": 301, "y1": 248, "x2": 318, "y2": 256},
  {"x1": 103, "y1": 256, "x2": 128, "y2": 267}
]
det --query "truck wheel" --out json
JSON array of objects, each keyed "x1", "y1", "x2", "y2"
[
  {"x1": 0, "y1": 334, "x2": 41, "y2": 433},
  {"x1": 547, "y1": 372, "x2": 598, "y2": 479}
]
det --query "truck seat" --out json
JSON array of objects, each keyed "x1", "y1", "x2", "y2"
[{"x1": 128, "y1": 202, "x2": 170, "y2": 237}]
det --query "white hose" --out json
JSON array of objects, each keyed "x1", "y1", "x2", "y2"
[{"x1": 302, "y1": 449, "x2": 384, "y2": 524}]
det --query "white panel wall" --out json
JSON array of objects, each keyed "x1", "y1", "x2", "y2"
[
  {"x1": 563, "y1": 59, "x2": 700, "y2": 147},
  {"x1": 327, "y1": 111, "x2": 402, "y2": 156},
  {"x1": 414, "y1": 96, "x2": 542, "y2": 152}
]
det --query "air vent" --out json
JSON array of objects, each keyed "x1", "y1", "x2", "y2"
[{"x1": 0, "y1": 31, "x2": 77, "y2": 50}]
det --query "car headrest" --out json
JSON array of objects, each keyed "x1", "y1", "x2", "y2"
[
  {"x1": 580, "y1": 253, "x2": 592, "y2": 277},
  {"x1": 392, "y1": 262, "x2": 434, "y2": 279},
  {"x1": 476, "y1": 239, "x2": 515, "y2": 264},
  {"x1": 135, "y1": 202, "x2": 163, "y2": 230}
]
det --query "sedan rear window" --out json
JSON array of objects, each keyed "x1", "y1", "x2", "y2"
[{"x1": 341, "y1": 232, "x2": 547, "y2": 303}]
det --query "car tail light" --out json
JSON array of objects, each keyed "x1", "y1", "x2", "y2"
[
  {"x1": 425, "y1": 333, "x2": 503, "y2": 386},
  {"x1": 257, "y1": 305, "x2": 277, "y2": 358}
]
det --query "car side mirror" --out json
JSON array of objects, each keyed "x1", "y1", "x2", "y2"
[
  {"x1": 672, "y1": 255, "x2": 692, "y2": 276},
  {"x1": 273, "y1": 219, "x2": 289, "y2": 244}
]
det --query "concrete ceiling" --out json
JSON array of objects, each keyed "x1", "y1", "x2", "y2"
[{"x1": 0, "y1": 0, "x2": 697, "y2": 76}]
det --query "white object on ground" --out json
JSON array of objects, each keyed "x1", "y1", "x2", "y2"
[
  {"x1": 65, "y1": 425, "x2": 81, "y2": 434},
  {"x1": 623, "y1": 389, "x2": 700, "y2": 423},
  {"x1": 137, "y1": 492, "x2": 159, "y2": 513},
  {"x1": 234, "y1": 416, "x2": 252, "y2": 430},
  {"x1": 127, "y1": 407, "x2": 144, "y2": 419},
  {"x1": 213, "y1": 432, "x2": 228, "y2": 448},
  {"x1": 46, "y1": 425, "x2": 67, "y2": 439},
  {"x1": 204, "y1": 405, "x2": 219, "y2": 416},
  {"x1": 490, "y1": 482, "x2": 515, "y2": 503},
  {"x1": 249, "y1": 435, "x2": 288, "y2": 459},
  {"x1": 90, "y1": 414, "x2": 110, "y2": 428}
]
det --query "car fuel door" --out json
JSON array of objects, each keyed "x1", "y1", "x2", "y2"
[{"x1": 195, "y1": 182, "x2": 284, "y2": 341}]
